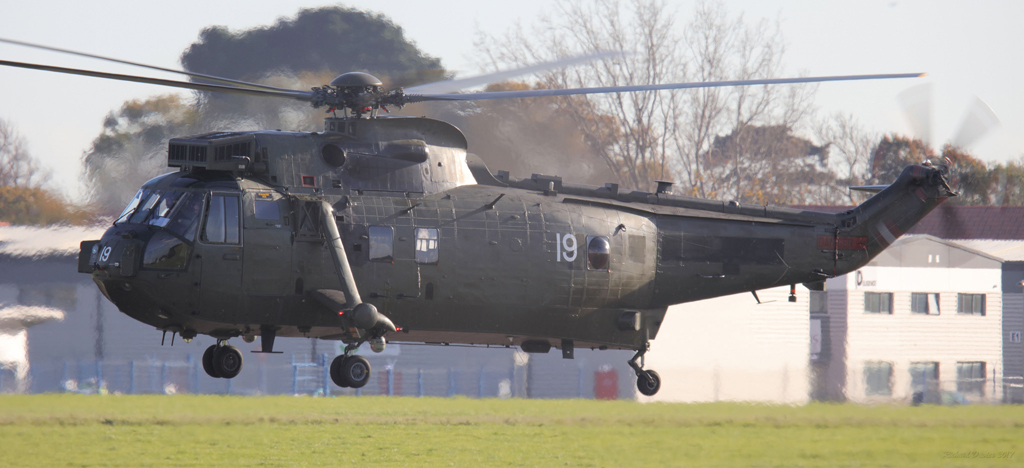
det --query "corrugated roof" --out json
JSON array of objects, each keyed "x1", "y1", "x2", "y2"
[
  {"x1": 946, "y1": 239, "x2": 1024, "y2": 262},
  {"x1": 0, "y1": 225, "x2": 106, "y2": 259}
]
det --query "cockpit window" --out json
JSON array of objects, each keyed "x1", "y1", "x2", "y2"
[
  {"x1": 164, "y1": 192, "x2": 203, "y2": 241},
  {"x1": 147, "y1": 191, "x2": 183, "y2": 228},
  {"x1": 129, "y1": 191, "x2": 162, "y2": 224},
  {"x1": 115, "y1": 189, "x2": 146, "y2": 225}
]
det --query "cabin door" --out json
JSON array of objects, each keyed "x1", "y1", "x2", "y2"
[{"x1": 198, "y1": 192, "x2": 243, "y2": 323}]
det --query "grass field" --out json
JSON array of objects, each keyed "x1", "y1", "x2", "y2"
[{"x1": 0, "y1": 395, "x2": 1021, "y2": 467}]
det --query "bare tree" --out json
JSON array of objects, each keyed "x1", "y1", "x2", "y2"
[
  {"x1": 673, "y1": 1, "x2": 816, "y2": 201},
  {"x1": 477, "y1": 0, "x2": 685, "y2": 190},
  {"x1": 0, "y1": 119, "x2": 50, "y2": 188},
  {"x1": 813, "y1": 113, "x2": 878, "y2": 205},
  {"x1": 477, "y1": 0, "x2": 817, "y2": 198}
]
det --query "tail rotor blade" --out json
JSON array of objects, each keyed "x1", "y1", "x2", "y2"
[
  {"x1": 897, "y1": 83, "x2": 933, "y2": 146},
  {"x1": 951, "y1": 96, "x2": 1000, "y2": 149}
]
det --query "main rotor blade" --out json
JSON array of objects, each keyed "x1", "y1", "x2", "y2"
[
  {"x1": 897, "y1": 83, "x2": 933, "y2": 146},
  {"x1": 0, "y1": 59, "x2": 313, "y2": 101},
  {"x1": 951, "y1": 96, "x2": 1000, "y2": 149},
  {"x1": 0, "y1": 37, "x2": 298, "y2": 93},
  {"x1": 405, "y1": 72, "x2": 926, "y2": 103},
  {"x1": 404, "y1": 51, "x2": 623, "y2": 94}
]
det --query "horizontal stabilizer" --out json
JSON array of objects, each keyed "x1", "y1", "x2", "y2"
[{"x1": 850, "y1": 185, "x2": 889, "y2": 194}]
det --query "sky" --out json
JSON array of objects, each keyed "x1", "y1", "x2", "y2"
[{"x1": 1, "y1": 0, "x2": 1022, "y2": 199}]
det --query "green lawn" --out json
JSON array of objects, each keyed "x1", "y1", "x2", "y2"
[{"x1": 0, "y1": 394, "x2": 1021, "y2": 467}]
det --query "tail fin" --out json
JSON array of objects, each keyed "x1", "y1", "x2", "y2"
[{"x1": 841, "y1": 165, "x2": 956, "y2": 261}]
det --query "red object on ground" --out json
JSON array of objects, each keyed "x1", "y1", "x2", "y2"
[{"x1": 594, "y1": 368, "x2": 619, "y2": 400}]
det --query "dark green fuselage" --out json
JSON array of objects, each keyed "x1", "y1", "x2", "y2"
[{"x1": 85, "y1": 117, "x2": 952, "y2": 351}]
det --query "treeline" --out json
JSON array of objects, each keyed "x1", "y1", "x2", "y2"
[{"x1": 2, "y1": 3, "x2": 1020, "y2": 227}]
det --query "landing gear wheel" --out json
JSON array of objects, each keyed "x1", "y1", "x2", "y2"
[
  {"x1": 213, "y1": 345, "x2": 243, "y2": 379},
  {"x1": 329, "y1": 355, "x2": 350, "y2": 388},
  {"x1": 340, "y1": 355, "x2": 371, "y2": 388},
  {"x1": 202, "y1": 345, "x2": 221, "y2": 378},
  {"x1": 636, "y1": 370, "x2": 661, "y2": 396}
]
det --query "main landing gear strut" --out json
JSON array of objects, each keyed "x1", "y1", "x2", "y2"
[
  {"x1": 202, "y1": 340, "x2": 243, "y2": 379},
  {"x1": 329, "y1": 343, "x2": 371, "y2": 388},
  {"x1": 629, "y1": 344, "x2": 661, "y2": 397}
]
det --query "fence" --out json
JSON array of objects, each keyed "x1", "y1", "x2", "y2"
[{"x1": 12, "y1": 352, "x2": 633, "y2": 399}]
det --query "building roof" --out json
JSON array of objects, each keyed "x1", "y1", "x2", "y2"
[
  {"x1": 791, "y1": 205, "x2": 1024, "y2": 240},
  {"x1": 949, "y1": 240, "x2": 1024, "y2": 262},
  {"x1": 0, "y1": 225, "x2": 106, "y2": 259}
]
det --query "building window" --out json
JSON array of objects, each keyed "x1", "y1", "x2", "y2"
[
  {"x1": 864, "y1": 292, "x2": 892, "y2": 314},
  {"x1": 957, "y1": 293, "x2": 986, "y2": 316},
  {"x1": 911, "y1": 293, "x2": 940, "y2": 315},
  {"x1": 415, "y1": 228, "x2": 439, "y2": 264},
  {"x1": 956, "y1": 362, "x2": 986, "y2": 396},
  {"x1": 909, "y1": 362, "x2": 939, "y2": 404},
  {"x1": 809, "y1": 291, "x2": 827, "y2": 314},
  {"x1": 864, "y1": 361, "x2": 893, "y2": 396},
  {"x1": 368, "y1": 226, "x2": 394, "y2": 261}
]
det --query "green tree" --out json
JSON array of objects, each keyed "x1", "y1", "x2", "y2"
[
  {"x1": 82, "y1": 6, "x2": 446, "y2": 213},
  {"x1": 0, "y1": 186, "x2": 93, "y2": 226},
  {"x1": 941, "y1": 144, "x2": 991, "y2": 206},
  {"x1": 181, "y1": 6, "x2": 442, "y2": 85},
  {"x1": 867, "y1": 134, "x2": 934, "y2": 185},
  {"x1": 82, "y1": 95, "x2": 200, "y2": 214},
  {"x1": 705, "y1": 124, "x2": 829, "y2": 205}
]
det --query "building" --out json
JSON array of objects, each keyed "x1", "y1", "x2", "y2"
[
  {"x1": 799, "y1": 205, "x2": 1024, "y2": 404},
  {"x1": 814, "y1": 235, "x2": 1021, "y2": 403},
  {"x1": 648, "y1": 206, "x2": 1024, "y2": 404},
  {"x1": 644, "y1": 284, "x2": 810, "y2": 404}
]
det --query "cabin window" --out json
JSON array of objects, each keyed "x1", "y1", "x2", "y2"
[
  {"x1": 911, "y1": 293, "x2": 940, "y2": 315},
  {"x1": 202, "y1": 194, "x2": 241, "y2": 244},
  {"x1": 587, "y1": 236, "x2": 610, "y2": 270},
  {"x1": 143, "y1": 231, "x2": 190, "y2": 270},
  {"x1": 368, "y1": 226, "x2": 394, "y2": 261},
  {"x1": 956, "y1": 362, "x2": 986, "y2": 396},
  {"x1": 254, "y1": 199, "x2": 281, "y2": 220},
  {"x1": 415, "y1": 228, "x2": 439, "y2": 264},
  {"x1": 628, "y1": 234, "x2": 645, "y2": 263},
  {"x1": 864, "y1": 292, "x2": 892, "y2": 314},
  {"x1": 864, "y1": 361, "x2": 893, "y2": 396},
  {"x1": 957, "y1": 293, "x2": 986, "y2": 315}
]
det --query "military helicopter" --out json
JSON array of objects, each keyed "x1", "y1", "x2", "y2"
[{"x1": 0, "y1": 39, "x2": 942, "y2": 396}]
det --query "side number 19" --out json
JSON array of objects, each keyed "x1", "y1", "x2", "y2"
[{"x1": 555, "y1": 233, "x2": 577, "y2": 262}]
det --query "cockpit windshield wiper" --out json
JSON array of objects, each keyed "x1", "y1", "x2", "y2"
[{"x1": 114, "y1": 206, "x2": 138, "y2": 226}]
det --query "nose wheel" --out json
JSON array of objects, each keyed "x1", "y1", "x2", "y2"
[
  {"x1": 329, "y1": 346, "x2": 371, "y2": 388},
  {"x1": 202, "y1": 342, "x2": 243, "y2": 379},
  {"x1": 629, "y1": 346, "x2": 661, "y2": 396}
]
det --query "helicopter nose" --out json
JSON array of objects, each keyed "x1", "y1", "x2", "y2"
[{"x1": 92, "y1": 229, "x2": 146, "y2": 277}]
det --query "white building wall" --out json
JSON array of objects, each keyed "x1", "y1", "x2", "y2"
[
  {"x1": 644, "y1": 285, "x2": 809, "y2": 403},
  {"x1": 828, "y1": 264, "x2": 1004, "y2": 403}
]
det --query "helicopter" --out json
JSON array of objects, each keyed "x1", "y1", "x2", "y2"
[{"x1": 0, "y1": 39, "x2": 944, "y2": 396}]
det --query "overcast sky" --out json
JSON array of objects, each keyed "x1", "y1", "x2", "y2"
[{"x1": 1, "y1": 0, "x2": 1021, "y2": 199}]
